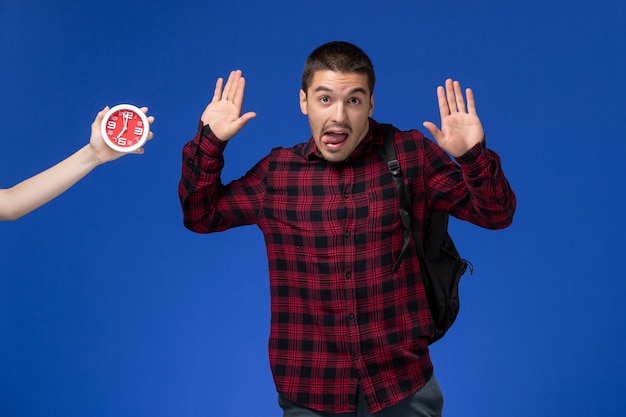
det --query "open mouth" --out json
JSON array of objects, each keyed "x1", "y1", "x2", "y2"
[{"x1": 322, "y1": 132, "x2": 349, "y2": 150}]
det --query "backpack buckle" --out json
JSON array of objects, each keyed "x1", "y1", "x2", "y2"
[{"x1": 387, "y1": 159, "x2": 401, "y2": 177}]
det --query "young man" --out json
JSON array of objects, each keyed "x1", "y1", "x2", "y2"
[
  {"x1": 179, "y1": 41, "x2": 516, "y2": 416},
  {"x1": 0, "y1": 106, "x2": 154, "y2": 221}
]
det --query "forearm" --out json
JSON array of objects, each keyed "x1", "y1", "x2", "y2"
[
  {"x1": 178, "y1": 125, "x2": 227, "y2": 233},
  {"x1": 178, "y1": 123, "x2": 267, "y2": 233},
  {"x1": 453, "y1": 141, "x2": 516, "y2": 228},
  {"x1": 426, "y1": 139, "x2": 516, "y2": 229},
  {"x1": 0, "y1": 144, "x2": 102, "y2": 220}
]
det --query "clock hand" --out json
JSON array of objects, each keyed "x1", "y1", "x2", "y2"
[
  {"x1": 117, "y1": 112, "x2": 130, "y2": 138},
  {"x1": 117, "y1": 126, "x2": 128, "y2": 139}
]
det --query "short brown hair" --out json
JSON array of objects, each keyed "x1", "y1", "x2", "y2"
[{"x1": 301, "y1": 41, "x2": 375, "y2": 95}]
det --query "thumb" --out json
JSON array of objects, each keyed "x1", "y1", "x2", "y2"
[
  {"x1": 91, "y1": 106, "x2": 109, "y2": 135},
  {"x1": 235, "y1": 111, "x2": 257, "y2": 130},
  {"x1": 422, "y1": 121, "x2": 442, "y2": 142},
  {"x1": 93, "y1": 106, "x2": 109, "y2": 125}
]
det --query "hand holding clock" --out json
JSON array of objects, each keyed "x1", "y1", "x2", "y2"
[
  {"x1": 0, "y1": 106, "x2": 155, "y2": 221},
  {"x1": 100, "y1": 104, "x2": 154, "y2": 154}
]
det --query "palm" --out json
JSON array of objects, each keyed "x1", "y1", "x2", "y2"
[
  {"x1": 423, "y1": 79, "x2": 485, "y2": 157},
  {"x1": 201, "y1": 70, "x2": 256, "y2": 141},
  {"x1": 202, "y1": 99, "x2": 243, "y2": 137},
  {"x1": 437, "y1": 111, "x2": 483, "y2": 156}
]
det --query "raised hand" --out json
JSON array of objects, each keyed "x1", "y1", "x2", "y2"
[
  {"x1": 201, "y1": 70, "x2": 257, "y2": 141},
  {"x1": 423, "y1": 79, "x2": 484, "y2": 157}
]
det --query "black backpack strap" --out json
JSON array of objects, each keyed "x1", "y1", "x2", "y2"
[
  {"x1": 376, "y1": 124, "x2": 426, "y2": 273},
  {"x1": 377, "y1": 123, "x2": 474, "y2": 344}
]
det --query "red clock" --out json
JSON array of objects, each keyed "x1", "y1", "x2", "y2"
[{"x1": 101, "y1": 104, "x2": 150, "y2": 153}]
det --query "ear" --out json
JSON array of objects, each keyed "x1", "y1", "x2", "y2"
[
  {"x1": 299, "y1": 89, "x2": 308, "y2": 115},
  {"x1": 368, "y1": 93, "x2": 375, "y2": 117}
]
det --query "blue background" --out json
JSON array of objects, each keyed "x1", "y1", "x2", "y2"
[{"x1": 1, "y1": 1, "x2": 625, "y2": 416}]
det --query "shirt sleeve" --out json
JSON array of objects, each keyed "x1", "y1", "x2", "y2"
[
  {"x1": 178, "y1": 122, "x2": 267, "y2": 233},
  {"x1": 422, "y1": 137, "x2": 516, "y2": 229}
]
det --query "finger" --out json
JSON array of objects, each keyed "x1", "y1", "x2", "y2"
[
  {"x1": 91, "y1": 106, "x2": 108, "y2": 132},
  {"x1": 436, "y1": 85, "x2": 450, "y2": 118},
  {"x1": 95, "y1": 106, "x2": 109, "y2": 122},
  {"x1": 222, "y1": 71, "x2": 237, "y2": 100},
  {"x1": 222, "y1": 71, "x2": 235, "y2": 100},
  {"x1": 233, "y1": 111, "x2": 257, "y2": 131},
  {"x1": 136, "y1": 107, "x2": 155, "y2": 123},
  {"x1": 445, "y1": 79, "x2": 457, "y2": 112},
  {"x1": 453, "y1": 81, "x2": 466, "y2": 113},
  {"x1": 241, "y1": 111, "x2": 257, "y2": 123},
  {"x1": 224, "y1": 70, "x2": 241, "y2": 101},
  {"x1": 211, "y1": 77, "x2": 224, "y2": 102},
  {"x1": 232, "y1": 76, "x2": 246, "y2": 108},
  {"x1": 465, "y1": 88, "x2": 477, "y2": 115},
  {"x1": 422, "y1": 121, "x2": 442, "y2": 142}
]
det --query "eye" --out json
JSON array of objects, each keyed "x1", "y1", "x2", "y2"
[
  {"x1": 319, "y1": 96, "x2": 330, "y2": 104},
  {"x1": 348, "y1": 97, "x2": 361, "y2": 105}
]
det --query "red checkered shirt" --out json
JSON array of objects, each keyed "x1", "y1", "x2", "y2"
[{"x1": 178, "y1": 118, "x2": 516, "y2": 413}]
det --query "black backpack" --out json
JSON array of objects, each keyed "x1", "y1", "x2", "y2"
[{"x1": 376, "y1": 124, "x2": 473, "y2": 344}]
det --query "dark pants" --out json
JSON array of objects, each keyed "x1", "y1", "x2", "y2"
[{"x1": 278, "y1": 375, "x2": 444, "y2": 417}]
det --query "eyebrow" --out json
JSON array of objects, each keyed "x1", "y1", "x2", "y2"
[{"x1": 313, "y1": 85, "x2": 368, "y2": 96}]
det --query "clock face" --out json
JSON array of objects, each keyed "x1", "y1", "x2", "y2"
[{"x1": 100, "y1": 104, "x2": 149, "y2": 153}]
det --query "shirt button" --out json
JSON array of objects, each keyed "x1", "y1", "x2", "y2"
[
  {"x1": 352, "y1": 355, "x2": 359, "y2": 361},
  {"x1": 348, "y1": 313, "x2": 355, "y2": 319},
  {"x1": 346, "y1": 272, "x2": 352, "y2": 279},
  {"x1": 344, "y1": 193, "x2": 349, "y2": 198},
  {"x1": 344, "y1": 231, "x2": 350, "y2": 238}
]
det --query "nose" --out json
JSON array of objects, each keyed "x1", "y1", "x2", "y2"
[{"x1": 331, "y1": 102, "x2": 347, "y2": 123}]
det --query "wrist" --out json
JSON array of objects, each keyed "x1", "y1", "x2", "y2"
[
  {"x1": 82, "y1": 143, "x2": 111, "y2": 167},
  {"x1": 202, "y1": 123, "x2": 212, "y2": 138}
]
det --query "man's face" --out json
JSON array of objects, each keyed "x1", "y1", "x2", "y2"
[{"x1": 300, "y1": 70, "x2": 374, "y2": 162}]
